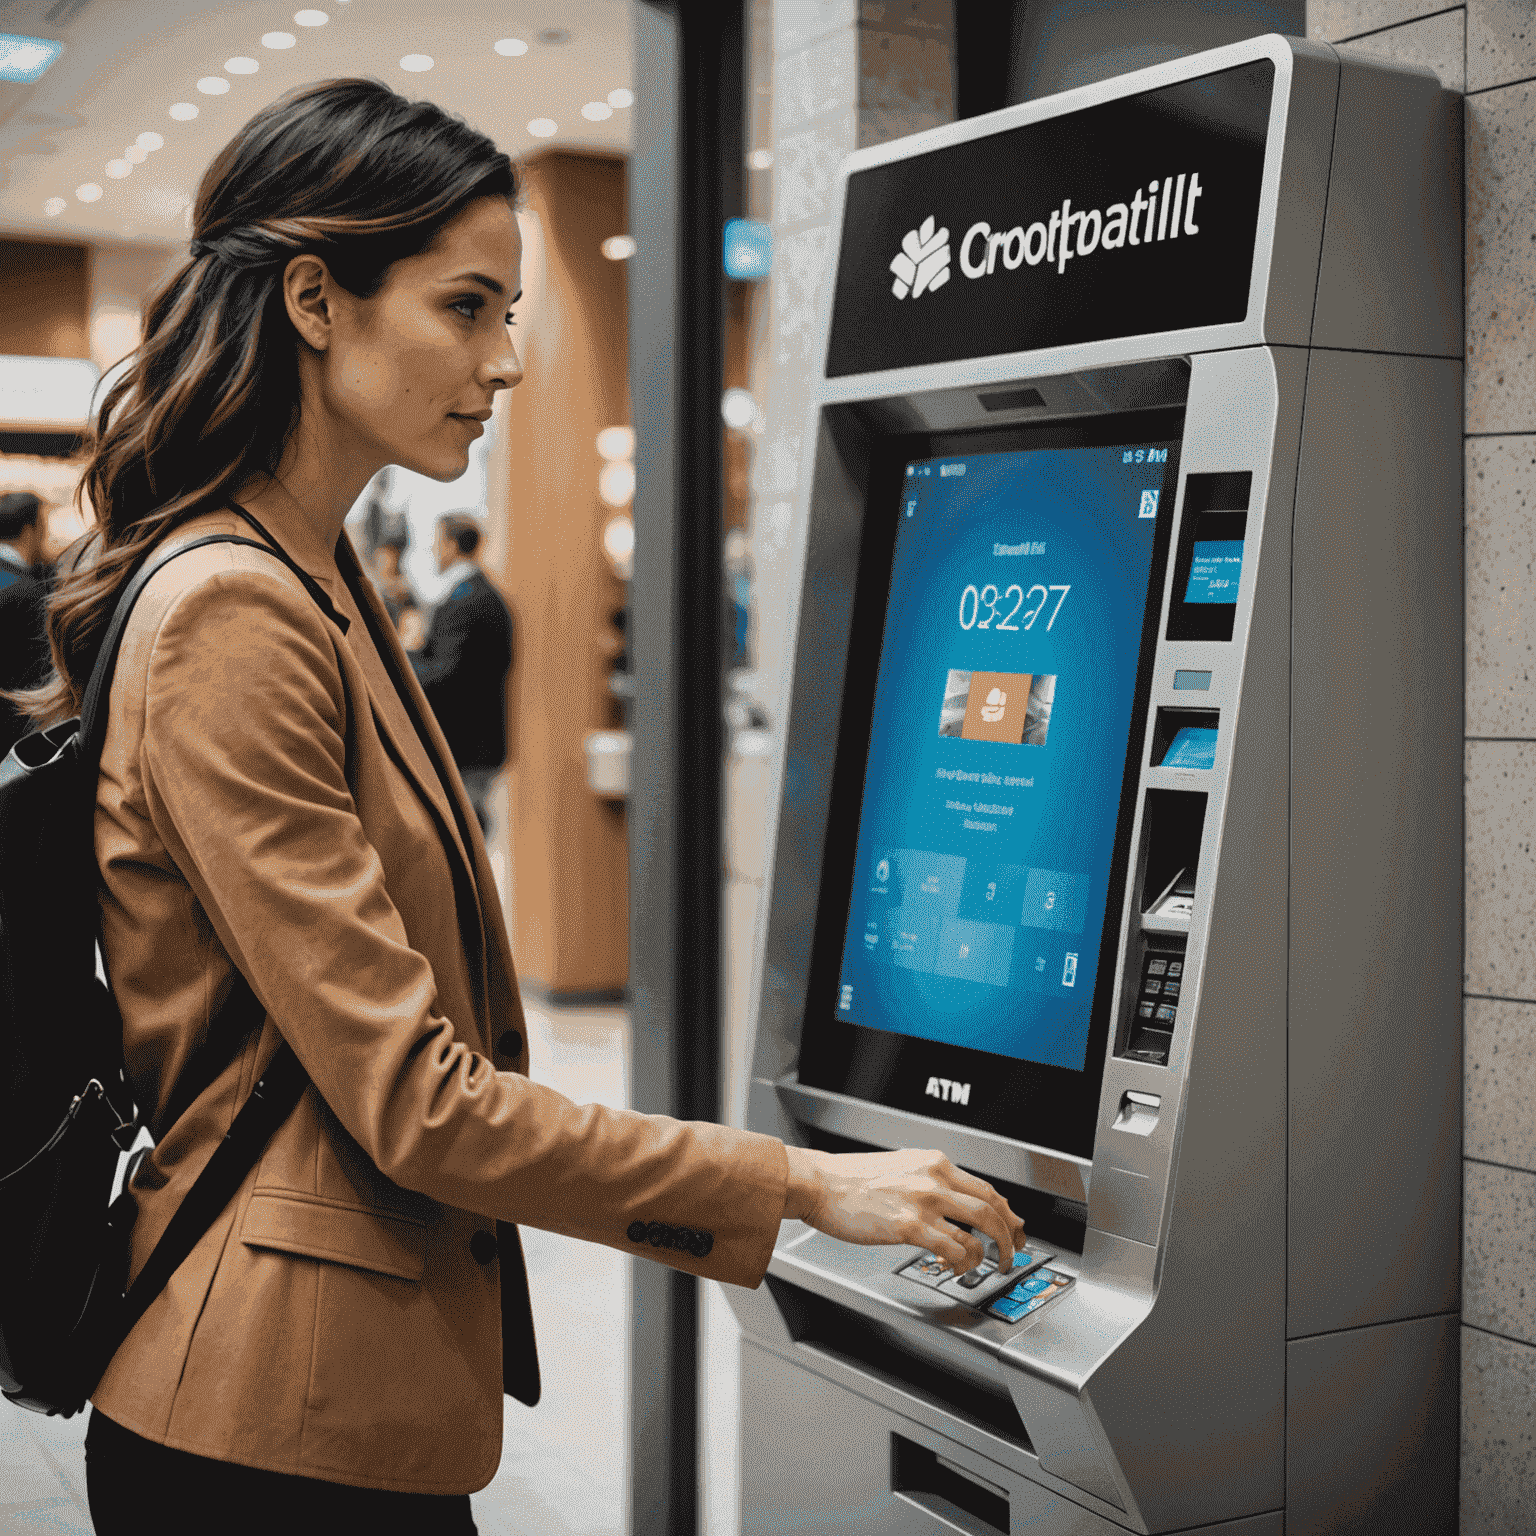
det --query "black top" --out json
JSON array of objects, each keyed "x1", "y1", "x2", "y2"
[
  {"x1": 410, "y1": 567, "x2": 514, "y2": 770},
  {"x1": 0, "y1": 551, "x2": 51, "y2": 761}
]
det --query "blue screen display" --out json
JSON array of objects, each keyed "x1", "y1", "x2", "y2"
[
  {"x1": 834, "y1": 440, "x2": 1174, "y2": 1071},
  {"x1": 1185, "y1": 539, "x2": 1243, "y2": 603}
]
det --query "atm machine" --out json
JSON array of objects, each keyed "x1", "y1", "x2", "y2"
[{"x1": 730, "y1": 34, "x2": 1461, "y2": 1536}]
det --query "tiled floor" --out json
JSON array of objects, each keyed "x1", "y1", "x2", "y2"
[{"x1": 0, "y1": 998, "x2": 744, "y2": 1535}]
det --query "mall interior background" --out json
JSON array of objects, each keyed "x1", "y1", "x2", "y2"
[{"x1": 0, "y1": 0, "x2": 1531, "y2": 1530}]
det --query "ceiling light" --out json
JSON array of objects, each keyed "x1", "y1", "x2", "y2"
[
  {"x1": 225, "y1": 56, "x2": 258, "y2": 74},
  {"x1": 747, "y1": 148, "x2": 773, "y2": 170},
  {"x1": 607, "y1": 88, "x2": 633, "y2": 109},
  {"x1": 125, "y1": 144, "x2": 147, "y2": 164},
  {"x1": 262, "y1": 31, "x2": 296, "y2": 49},
  {"x1": 0, "y1": 33, "x2": 63, "y2": 83},
  {"x1": 43, "y1": 197, "x2": 66, "y2": 217},
  {"x1": 138, "y1": 131, "x2": 165, "y2": 151},
  {"x1": 294, "y1": 9, "x2": 329, "y2": 24},
  {"x1": 495, "y1": 38, "x2": 528, "y2": 56},
  {"x1": 721, "y1": 388, "x2": 758, "y2": 431},
  {"x1": 599, "y1": 460, "x2": 635, "y2": 508},
  {"x1": 597, "y1": 425, "x2": 635, "y2": 461},
  {"x1": 399, "y1": 54, "x2": 433, "y2": 72},
  {"x1": 601, "y1": 234, "x2": 636, "y2": 261},
  {"x1": 197, "y1": 76, "x2": 230, "y2": 95},
  {"x1": 527, "y1": 118, "x2": 557, "y2": 138},
  {"x1": 76, "y1": 183, "x2": 103, "y2": 203},
  {"x1": 106, "y1": 159, "x2": 132, "y2": 179},
  {"x1": 581, "y1": 101, "x2": 612, "y2": 122},
  {"x1": 169, "y1": 102, "x2": 199, "y2": 120}
]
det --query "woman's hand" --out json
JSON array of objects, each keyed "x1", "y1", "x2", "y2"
[{"x1": 782, "y1": 1145, "x2": 1025, "y2": 1275}]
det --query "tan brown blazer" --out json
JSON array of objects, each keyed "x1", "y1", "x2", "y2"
[{"x1": 88, "y1": 503, "x2": 788, "y2": 1494}]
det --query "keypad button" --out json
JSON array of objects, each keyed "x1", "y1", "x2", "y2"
[
  {"x1": 1138, "y1": 1001, "x2": 1155, "y2": 1019},
  {"x1": 1143, "y1": 978, "x2": 1163, "y2": 996},
  {"x1": 1155, "y1": 1004, "x2": 1177, "y2": 1024},
  {"x1": 1036, "y1": 1269, "x2": 1059, "y2": 1283},
  {"x1": 1162, "y1": 979, "x2": 1180, "y2": 999},
  {"x1": 1147, "y1": 958, "x2": 1168, "y2": 975},
  {"x1": 1167, "y1": 961, "x2": 1183, "y2": 978},
  {"x1": 990, "y1": 1296, "x2": 1028, "y2": 1321},
  {"x1": 957, "y1": 1262, "x2": 995, "y2": 1289}
]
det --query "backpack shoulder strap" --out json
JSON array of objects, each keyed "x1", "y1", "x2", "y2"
[
  {"x1": 78, "y1": 527, "x2": 348, "y2": 786},
  {"x1": 72, "y1": 521, "x2": 346, "y2": 1401}
]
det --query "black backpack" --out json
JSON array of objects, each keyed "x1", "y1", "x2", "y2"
[{"x1": 0, "y1": 525, "x2": 339, "y2": 1416}]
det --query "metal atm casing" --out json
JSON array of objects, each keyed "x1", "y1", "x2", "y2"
[{"x1": 730, "y1": 34, "x2": 1462, "y2": 1536}]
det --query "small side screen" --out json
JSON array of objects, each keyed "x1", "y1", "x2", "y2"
[{"x1": 1167, "y1": 472, "x2": 1252, "y2": 641}]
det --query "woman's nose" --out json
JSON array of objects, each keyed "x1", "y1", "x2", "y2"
[{"x1": 487, "y1": 340, "x2": 523, "y2": 393}]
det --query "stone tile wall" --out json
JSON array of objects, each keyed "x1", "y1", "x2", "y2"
[{"x1": 1309, "y1": 1, "x2": 1534, "y2": 1528}]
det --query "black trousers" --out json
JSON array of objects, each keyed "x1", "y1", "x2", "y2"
[{"x1": 85, "y1": 1408, "x2": 478, "y2": 1534}]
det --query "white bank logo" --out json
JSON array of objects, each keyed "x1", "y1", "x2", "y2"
[
  {"x1": 889, "y1": 215, "x2": 951, "y2": 299},
  {"x1": 886, "y1": 172, "x2": 1206, "y2": 301},
  {"x1": 926, "y1": 1076, "x2": 971, "y2": 1106}
]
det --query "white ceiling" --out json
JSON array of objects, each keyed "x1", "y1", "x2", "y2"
[{"x1": 0, "y1": 0, "x2": 631, "y2": 248}]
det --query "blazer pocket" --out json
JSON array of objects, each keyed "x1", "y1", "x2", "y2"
[{"x1": 241, "y1": 1191, "x2": 427, "y2": 1282}]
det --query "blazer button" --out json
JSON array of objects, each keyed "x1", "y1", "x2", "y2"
[
  {"x1": 470, "y1": 1230, "x2": 498, "y2": 1265},
  {"x1": 498, "y1": 1030, "x2": 523, "y2": 1057}
]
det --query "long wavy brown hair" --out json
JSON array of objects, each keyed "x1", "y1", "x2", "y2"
[{"x1": 13, "y1": 78, "x2": 516, "y2": 729}]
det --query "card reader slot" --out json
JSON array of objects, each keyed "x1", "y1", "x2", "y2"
[
  {"x1": 764, "y1": 1275, "x2": 1033, "y2": 1453},
  {"x1": 1151, "y1": 708, "x2": 1219, "y2": 769},
  {"x1": 893, "y1": 1436, "x2": 1010, "y2": 1535}
]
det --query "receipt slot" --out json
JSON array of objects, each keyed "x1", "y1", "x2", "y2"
[{"x1": 730, "y1": 35, "x2": 1461, "y2": 1536}]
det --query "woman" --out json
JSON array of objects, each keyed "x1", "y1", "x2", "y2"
[{"x1": 16, "y1": 80, "x2": 1023, "y2": 1531}]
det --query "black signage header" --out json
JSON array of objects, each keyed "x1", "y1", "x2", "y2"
[{"x1": 825, "y1": 61, "x2": 1274, "y2": 378}]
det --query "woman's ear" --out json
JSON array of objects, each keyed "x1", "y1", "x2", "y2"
[{"x1": 282, "y1": 254, "x2": 334, "y2": 352}]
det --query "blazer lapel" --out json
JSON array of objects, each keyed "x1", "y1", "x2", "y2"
[{"x1": 330, "y1": 541, "x2": 490, "y2": 990}]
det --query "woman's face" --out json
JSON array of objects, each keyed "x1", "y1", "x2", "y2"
[{"x1": 318, "y1": 195, "x2": 523, "y2": 482}]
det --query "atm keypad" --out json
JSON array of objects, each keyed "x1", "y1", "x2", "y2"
[
  {"x1": 1123, "y1": 950, "x2": 1183, "y2": 1065},
  {"x1": 988, "y1": 1269, "x2": 1074, "y2": 1323},
  {"x1": 898, "y1": 1246, "x2": 1054, "y2": 1305}
]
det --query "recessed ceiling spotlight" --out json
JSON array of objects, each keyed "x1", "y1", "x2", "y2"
[
  {"x1": 76, "y1": 183, "x2": 103, "y2": 203},
  {"x1": 607, "y1": 88, "x2": 633, "y2": 109},
  {"x1": 225, "y1": 56, "x2": 259, "y2": 74},
  {"x1": 138, "y1": 131, "x2": 165, "y2": 151},
  {"x1": 399, "y1": 54, "x2": 433, "y2": 72},
  {"x1": 581, "y1": 101, "x2": 612, "y2": 121},
  {"x1": 43, "y1": 196, "x2": 66, "y2": 217},
  {"x1": 601, "y1": 234, "x2": 636, "y2": 261},
  {"x1": 106, "y1": 158, "x2": 132, "y2": 179},
  {"x1": 125, "y1": 144, "x2": 147, "y2": 164},
  {"x1": 262, "y1": 31, "x2": 296, "y2": 49},
  {"x1": 495, "y1": 38, "x2": 528, "y2": 56},
  {"x1": 536, "y1": 27, "x2": 570, "y2": 45},
  {"x1": 294, "y1": 9, "x2": 329, "y2": 25},
  {"x1": 0, "y1": 33, "x2": 63, "y2": 83},
  {"x1": 169, "y1": 102, "x2": 199, "y2": 120},
  {"x1": 747, "y1": 148, "x2": 773, "y2": 170},
  {"x1": 197, "y1": 76, "x2": 230, "y2": 95},
  {"x1": 527, "y1": 118, "x2": 557, "y2": 138}
]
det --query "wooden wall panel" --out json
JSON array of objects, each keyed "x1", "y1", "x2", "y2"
[
  {"x1": 0, "y1": 239, "x2": 90, "y2": 359},
  {"x1": 486, "y1": 152, "x2": 630, "y2": 996}
]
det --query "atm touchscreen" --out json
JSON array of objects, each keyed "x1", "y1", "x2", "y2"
[{"x1": 799, "y1": 413, "x2": 1181, "y2": 1156}]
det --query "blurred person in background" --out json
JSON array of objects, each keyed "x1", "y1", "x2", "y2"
[
  {"x1": 0, "y1": 491, "x2": 53, "y2": 759},
  {"x1": 7, "y1": 79, "x2": 1025, "y2": 1534},
  {"x1": 373, "y1": 523, "x2": 421, "y2": 641},
  {"x1": 409, "y1": 513, "x2": 511, "y2": 832}
]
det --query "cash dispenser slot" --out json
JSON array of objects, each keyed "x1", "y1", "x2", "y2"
[
  {"x1": 893, "y1": 1436, "x2": 1010, "y2": 1534},
  {"x1": 1118, "y1": 791, "x2": 1207, "y2": 1066}
]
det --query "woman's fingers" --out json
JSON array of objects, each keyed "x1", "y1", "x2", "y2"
[
  {"x1": 919, "y1": 1220, "x2": 984, "y2": 1273},
  {"x1": 941, "y1": 1160, "x2": 1027, "y2": 1243},
  {"x1": 922, "y1": 1187, "x2": 1017, "y2": 1268}
]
